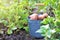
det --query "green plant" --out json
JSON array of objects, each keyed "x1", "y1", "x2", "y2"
[
  {"x1": 0, "y1": 1, "x2": 60, "y2": 40},
  {"x1": 0, "y1": 0, "x2": 30, "y2": 34},
  {"x1": 35, "y1": 0, "x2": 60, "y2": 40},
  {"x1": 36, "y1": 24, "x2": 56, "y2": 40},
  {"x1": 36, "y1": 15, "x2": 60, "y2": 40}
]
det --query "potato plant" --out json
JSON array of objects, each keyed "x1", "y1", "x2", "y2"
[
  {"x1": 0, "y1": 0, "x2": 35, "y2": 34},
  {"x1": 0, "y1": 0, "x2": 60, "y2": 40},
  {"x1": 36, "y1": 0, "x2": 60, "y2": 40}
]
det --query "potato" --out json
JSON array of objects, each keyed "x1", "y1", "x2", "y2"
[
  {"x1": 29, "y1": 13, "x2": 38, "y2": 20},
  {"x1": 38, "y1": 15, "x2": 45, "y2": 20},
  {"x1": 43, "y1": 13, "x2": 48, "y2": 18}
]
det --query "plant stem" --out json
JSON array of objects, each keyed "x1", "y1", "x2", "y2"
[{"x1": 45, "y1": 37, "x2": 48, "y2": 40}]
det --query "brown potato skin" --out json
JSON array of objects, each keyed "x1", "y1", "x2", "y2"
[
  {"x1": 43, "y1": 13, "x2": 48, "y2": 18},
  {"x1": 29, "y1": 13, "x2": 48, "y2": 20},
  {"x1": 29, "y1": 13, "x2": 38, "y2": 20},
  {"x1": 38, "y1": 15, "x2": 45, "y2": 20}
]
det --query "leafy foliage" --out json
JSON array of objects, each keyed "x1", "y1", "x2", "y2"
[
  {"x1": 0, "y1": 0, "x2": 60, "y2": 40},
  {"x1": 35, "y1": 0, "x2": 60, "y2": 40},
  {"x1": 0, "y1": 0, "x2": 29, "y2": 34}
]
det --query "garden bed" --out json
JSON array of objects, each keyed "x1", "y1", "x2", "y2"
[
  {"x1": 0, "y1": 28, "x2": 44, "y2": 40},
  {"x1": 0, "y1": 0, "x2": 60, "y2": 40}
]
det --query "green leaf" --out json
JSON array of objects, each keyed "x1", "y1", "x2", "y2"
[
  {"x1": 7, "y1": 29, "x2": 12, "y2": 34},
  {"x1": 11, "y1": 26, "x2": 17, "y2": 30},
  {"x1": 24, "y1": 27, "x2": 29, "y2": 32}
]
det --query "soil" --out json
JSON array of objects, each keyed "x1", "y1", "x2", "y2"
[
  {"x1": 0, "y1": 23, "x2": 44, "y2": 40},
  {"x1": 0, "y1": 29, "x2": 44, "y2": 40}
]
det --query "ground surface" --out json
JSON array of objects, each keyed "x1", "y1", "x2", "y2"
[{"x1": 0, "y1": 29, "x2": 44, "y2": 40}]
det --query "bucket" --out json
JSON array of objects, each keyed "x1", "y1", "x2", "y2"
[{"x1": 28, "y1": 17, "x2": 44, "y2": 39}]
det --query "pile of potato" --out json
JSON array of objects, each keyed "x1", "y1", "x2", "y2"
[{"x1": 29, "y1": 13, "x2": 48, "y2": 20}]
